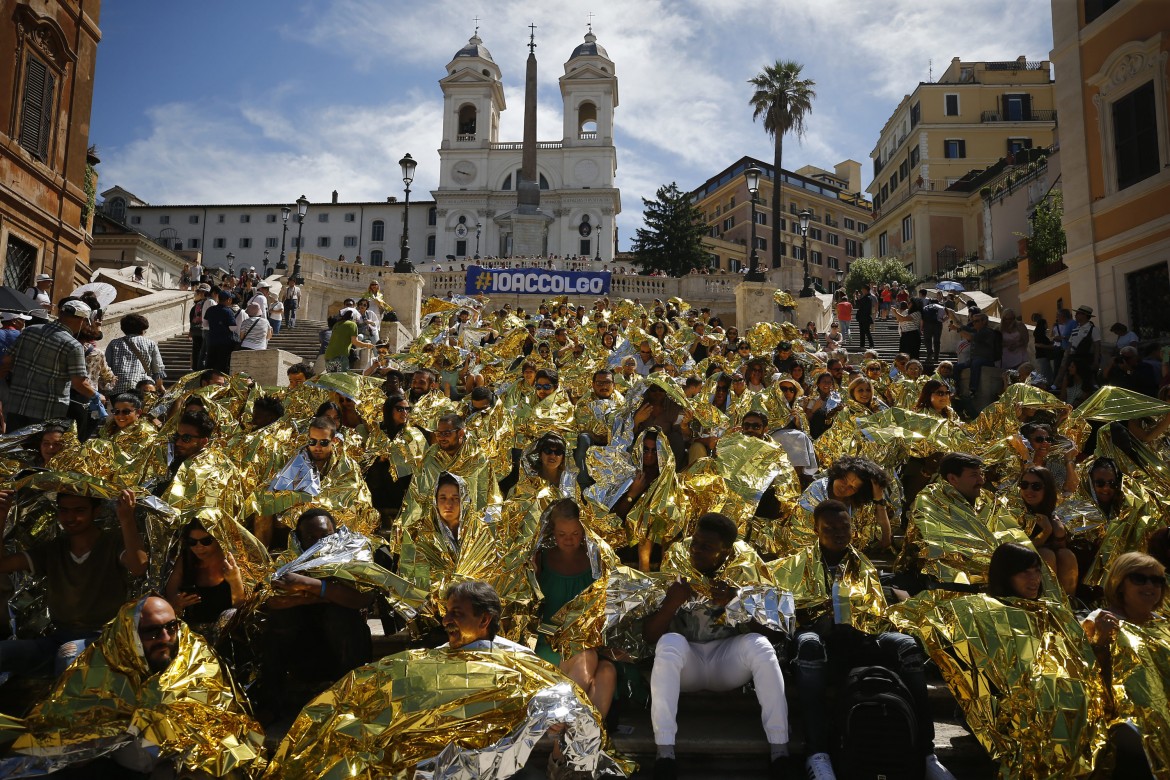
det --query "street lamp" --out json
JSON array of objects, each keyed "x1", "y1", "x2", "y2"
[
  {"x1": 595, "y1": 218, "x2": 602, "y2": 263},
  {"x1": 293, "y1": 195, "x2": 308, "y2": 283},
  {"x1": 395, "y1": 153, "x2": 417, "y2": 273},
  {"x1": 744, "y1": 165, "x2": 765, "y2": 282},
  {"x1": 475, "y1": 221, "x2": 482, "y2": 259},
  {"x1": 798, "y1": 208, "x2": 814, "y2": 297},
  {"x1": 277, "y1": 205, "x2": 290, "y2": 270},
  {"x1": 226, "y1": 252, "x2": 235, "y2": 276}
]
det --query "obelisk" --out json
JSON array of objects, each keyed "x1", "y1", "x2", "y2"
[{"x1": 509, "y1": 23, "x2": 553, "y2": 256}]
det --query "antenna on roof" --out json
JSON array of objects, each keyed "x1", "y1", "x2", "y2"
[{"x1": 928, "y1": 59, "x2": 933, "y2": 83}]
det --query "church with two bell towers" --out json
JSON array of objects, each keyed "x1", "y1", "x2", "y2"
[{"x1": 432, "y1": 25, "x2": 620, "y2": 262}]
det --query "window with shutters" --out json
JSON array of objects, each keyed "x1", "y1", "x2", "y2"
[{"x1": 18, "y1": 53, "x2": 56, "y2": 162}]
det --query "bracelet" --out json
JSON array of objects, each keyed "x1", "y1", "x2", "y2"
[{"x1": 319, "y1": 580, "x2": 327, "y2": 599}]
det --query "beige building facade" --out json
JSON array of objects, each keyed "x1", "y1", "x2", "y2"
[
  {"x1": 865, "y1": 57, "x2": 1056, "y2": 279},
  {"x1": 1020, "y1": 0, "x2": 1170, "y2": 340},
  {"x1": 691, "y1": 156, "x2": 871, "y2": 293}
]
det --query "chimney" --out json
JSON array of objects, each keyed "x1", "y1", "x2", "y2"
[
  {"x1": 387, "y1": 196, "x2": 397, "y2": 203},
  {"x1": 332, "y1": 190, "x2": 339, "y2": 204}
]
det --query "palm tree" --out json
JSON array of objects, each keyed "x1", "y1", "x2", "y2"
[{"x1": 749, "y1": 60, "x2": 816, "y2": 282}]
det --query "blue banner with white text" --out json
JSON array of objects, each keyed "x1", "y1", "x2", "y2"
[{"x1": 465, "y1": 265, "x2": 611, "y2": 296}]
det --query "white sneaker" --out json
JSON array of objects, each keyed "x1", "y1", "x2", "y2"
[
  {"x1": 805, "y1": 752, "x2": 836, "y2": 780},
  {"x1": 924, "y1": 754, "x2": 957, "y2": 780}
]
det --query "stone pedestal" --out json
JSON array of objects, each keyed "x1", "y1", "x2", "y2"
[
  {"x1": 734, "y1": 281, "x2": 775, "y2": 328},
  {"x1": 796, "y1": 293, "x2": 833, "y2": 333},
  {"x1": 382, "y1": 273, "x2": 424, "y2": 340},
  {"x1": 508, "y1": 212, "x2": 552, "y2": 256},
  {"x1": 230, "y1": 348, "x2": 303, "y2": 386},
  {"x1": 378, "y1": 320, "x2": 414, "y2": 353}
]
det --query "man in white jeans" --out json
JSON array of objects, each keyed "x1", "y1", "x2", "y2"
[{"x1": 643, "y1": 512, "x2": 791, "y2": 780}]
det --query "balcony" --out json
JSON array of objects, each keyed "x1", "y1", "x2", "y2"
[
  {"x1": 456, "y1": 134, "x2": 476, "y2": 142},
  {"x1": 489, "y1": 141, "x2": 564, "y2": 150},
  {"x1": 578, "y1": 131, "x2": 598, "y2": 140},
  {"x1": 985, "y1": 60, "x2": 1048, "y2": 71},
  {"x1": 980, "y1": 110, "x2": 1057, "y2": 123}
]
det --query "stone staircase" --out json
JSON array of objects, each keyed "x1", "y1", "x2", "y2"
[
  {"x1": 156, "y1": 319, "x2": 328, "y2": 375},
  {"x1": 821, "y1": 317, "x2": 958, "y2": 370}
]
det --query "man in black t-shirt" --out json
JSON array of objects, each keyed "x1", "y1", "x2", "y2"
[
  {"x1": 0, "y1": 489, "x2": 148, "y2": 679},
  {"x1": 855, "y1": 285, "x2": 876, "y2": 351}
]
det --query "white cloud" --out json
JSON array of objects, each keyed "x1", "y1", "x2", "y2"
[{"x1": 96, "y1": 0, "x2": 1055, "y2": 245}]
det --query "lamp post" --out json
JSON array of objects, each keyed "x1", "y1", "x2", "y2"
[
  {"x1": 277, "y1": 205, "x2": 290, "y2": 270},
  {"x1": 475, "y1": 221, "x2": 482, "y2": 259},
  {"x1": 595, "y1": 218, "x2": 602, "y2": 263},
  {"x1": 744, "y1": 165, "x2": 765, "y2": 282},
  {"x1": 226, "y1": 252, "x2": 235, "y2": 277},
  {"x1": 293, "y1": 195, "x2": 308, "y2": 283},
  {"x1": 798, "y1": 208, "x2": 814, "y2": 297},
  {"x1": 395, "y1": 153, "x2": 417, "y2": 273}
]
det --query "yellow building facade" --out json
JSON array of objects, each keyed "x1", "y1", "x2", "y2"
[
  {"x1": 1021, "y1": 0, "x2": 1170, "y2": 339},
  {"x1": 691, "y1": 156, "x2": 872, "y2": 293},
  {"x1": 865, "y1": 57, "x2": 1056, "y2": 279}
]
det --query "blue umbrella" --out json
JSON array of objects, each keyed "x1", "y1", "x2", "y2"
[{"x1": 935, "y1": 280, "x2": 965, "y2": 292}]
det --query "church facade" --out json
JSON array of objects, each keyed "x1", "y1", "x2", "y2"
[{"x1": 432, "y1": 30, "x2": 620, "y2": 262}]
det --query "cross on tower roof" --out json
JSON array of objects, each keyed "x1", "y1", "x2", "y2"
[
  {"x1": 528, "y1": 22, "x2": 537, "y2": 53},
  {"x1": 586, "y1": 11, "x2": 594, "y2": 32},
  {"x1": 473, "y1": 15, "x2": 479, "y2": 35}
]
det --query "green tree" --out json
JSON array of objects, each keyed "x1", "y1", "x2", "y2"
[
  {"x1": 631, "y1": 182, "x2": 708, "y2": 277},
  {"x1": 1025, "y1": 189, "x2": 1066, "y2": 271},
  {"x1": 749, "y1": 60, "x2": 816, "y2": 275},
  {"x1": 843, "y1": 256, "x2": 917, "y2": 296}
]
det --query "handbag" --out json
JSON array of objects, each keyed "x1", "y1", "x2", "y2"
[{"x1": 124, "y1": 337, "x2": 165, "y2": 392}]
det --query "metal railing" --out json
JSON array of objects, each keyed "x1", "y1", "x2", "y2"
[
  {"x1": 985, "y1": 60, "x2": 1048, "y2": 71},
  {"x1": 980, "y1": 110, "x2": 1057, "y2": 123}
]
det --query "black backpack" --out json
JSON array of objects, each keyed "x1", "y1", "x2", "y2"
[{"x1": 834, "y1": 666, "x2": 924, "y2": 780}]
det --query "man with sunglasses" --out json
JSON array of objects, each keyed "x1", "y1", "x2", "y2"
[
  {"x1": 0, "y1": 488, "x2": 148, "y2": 681},
  {"x1": 574, "y1": 369, "x2": 624, "y2": 484},
  {"x1": 148, "y1": 409, "x2": 216, "y2": 498},
  {"x1": 2, "y1": 595, "x2": 265, "y2": 777},
  {"x1": 634, "y1": 340, "x2": 657, "y2": 377}
]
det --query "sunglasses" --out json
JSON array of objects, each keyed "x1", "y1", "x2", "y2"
[
  {"x1": 932, "y1": 389, "x2": 951, "y2": 396},
  {"x1": 542, "y1": 447, "x2": 565, "y2": 456},
  {"x1": 138, "y1": 618, "x2": 182, "y2": 641},
  {"x1": 1093, "y1": 479, "x2": 1119, "y2": 489},
  {"x1": 435, "y1": 429, "x2": 459, "y2": 437},
  {"x1": 781, "y1": 387, "x2": 798, "y2": 393},
  {"x1": 172, "y1": 433, "x2": 205, "y2": 443},
  {"x1": 307, "y1": 437, "x2": 333, "y2": 447},
  {"x1": 186, "y1": 536, "x2": 216, "y2": 547},
  {"x1": 393, "y1": 405, "x2": 413, "y2": 412},
  {"x1": 742, "y1": 422, "x2": 764, "y2": 430},
  {"x1": 1126, "y1": 572, "x2": 1168, "y2": 587},
  {"x1": 1019, "y1": 480, "x2": 1044, "y2": 491},
  {"x1": 534, "y1": 383, "x2": 554, "y2": 391},
  {"x1": 112, "y1": 408, "x2": 137, "y2": 416},
  {"x1": 1031, "y1": 436, "x2": 1053, "y2": 444}
]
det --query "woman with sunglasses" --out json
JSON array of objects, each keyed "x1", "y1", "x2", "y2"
[
  {"x1": 1081, "y1": 552, "x2": 1168, "y2": 780},
  {"x1": 913, "y1": 378, "x2": 960, "y2": 422},
  {"x1": 164, "y1": 519, "x2": 246, "y2": 635},
  {"x1": 1001, "y1": 466, "x2": 1078, "y2": 596},
  {"x1": 803, "y1": 371, "x2": 842, "y2": 440},
  {"x1": 365, "y1": 394, "x2": 427, "y2": 528},
  {"x1": 1016, "y1": 422, "x2": 1078, "y2": 497},
  {"x1": 509, "y1": 431, "x2": 576, "y2": 501}
]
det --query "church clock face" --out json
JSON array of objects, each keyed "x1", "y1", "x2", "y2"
[
  {"x1": 573, "y1": 158, "x2": 599, "y2": 185},
  {"x1": 452, "y1": 161, "x2": 477, "y2": 186}
]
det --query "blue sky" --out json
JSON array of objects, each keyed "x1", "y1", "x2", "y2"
[{"x1": 91, "y1": 0, "x2": 1055, "y2": 250}]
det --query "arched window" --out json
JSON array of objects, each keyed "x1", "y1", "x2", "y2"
[
  {"x1": 502, "y1": 173, "x2": 512, "y2": 190},
  {"x1": 503, "y1": 170, "x2": 550, "y2": 190},
  {"x1": 458, "y1": 104, "x2": 477, "y2": 138},
  {"x1": 428, "y1": 207, "x2": 437, "y2": 226},
  {"x1": 108, "y1": 197, "x2": 126, "y2": 222},
  {"x1": 578, "y1": 101, "x2": 598, "y2": 137},
  {"x1": 370, "y1": 249, "x2": 384, "y2": 266},
  {"x1": 371, "y1": 220, "x2": 385, "y2": 241}
]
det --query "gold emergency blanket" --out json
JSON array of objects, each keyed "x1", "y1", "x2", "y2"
[
  {"x1": 264, "y1": 647, "x2": 633, "y2": 779},
  {"x1": 897, "y1": 482, "x2": 1027, "y2": 584},
  {"x1": 770, "y1": 544, "x2": 889, "y2": 635},
  {"x1": 1095, "y1": 615, "x2": 1170, "y2": 775},
  {"x1": 892, "y1": 592, "x2": 1105, "y2": 779},
  {"x1": 0, "y1": 598, "x2": 265, "y2": 778}
]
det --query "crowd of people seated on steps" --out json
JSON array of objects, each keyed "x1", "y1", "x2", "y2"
[{"x1": 0, "y1": 288, "x2": 1164, "y2": 779}]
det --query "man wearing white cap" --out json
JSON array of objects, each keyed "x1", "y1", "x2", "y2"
[
  {"x1": 249, "y1": 282, "x2": 270, "y2": 320},
  {"x1": 25, "y1": 274, "x2": 52, "y2": 310},
  {"x1": 0, "y1": 312, "x2": 32, "y2": 361},
  {"x1": 0, "y1": 298, "x2": 97, "y2": 429}
]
